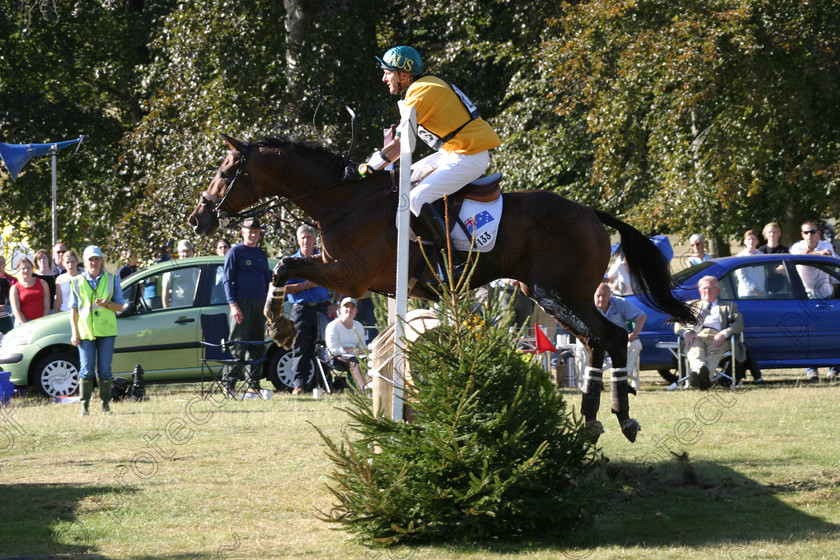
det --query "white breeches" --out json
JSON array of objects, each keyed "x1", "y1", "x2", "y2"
[{"x1": 408, "y1": 149, "x2": 490, "y2": 216}]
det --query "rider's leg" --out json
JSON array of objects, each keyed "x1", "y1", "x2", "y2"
[{"x1": 408, "y1": 150, "x2": 489, "y2": 215}]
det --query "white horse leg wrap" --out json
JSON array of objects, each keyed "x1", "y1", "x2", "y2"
[
  {"x1": 582, "y1": 367, "x2": 603, "y2": 393},
  {"x1": 610, "y1": 367, "x2": 629, "y2": 383}
]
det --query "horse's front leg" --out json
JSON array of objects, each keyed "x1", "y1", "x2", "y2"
[{"x1": 271, "y1": 256, "x2": 359, "y2": 295}]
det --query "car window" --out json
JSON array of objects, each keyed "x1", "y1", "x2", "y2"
[
  {"x1": 210, "y1": 264, "x2": 227, "y2": 305},
  {"x1": 161, "y1": 266, "x2": 201, "y2": 308},
  {"x1": 727, "y1": 262, "x2": 793, "y2": 300},
  {"x1": 794, "y1": 261, "x2": 840, "y2": 299},
  {"x1": 674, "y1": 261, "x2": 715, "y2": 285}
]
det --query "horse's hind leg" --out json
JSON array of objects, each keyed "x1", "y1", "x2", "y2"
[
  {"x1": 533, "y1": 286, "x2": 640, "y2": 443},
  {"x1": 598, "y1": 315, "x2": 641, "y2": 443}
]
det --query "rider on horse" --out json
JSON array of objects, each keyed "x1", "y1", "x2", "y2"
[{"x1": 365, "y1": 45, "x2": 501, "y2": 283}]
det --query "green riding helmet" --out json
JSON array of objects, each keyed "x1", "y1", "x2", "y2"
[{"x1": 376, "y1": 46, "x2": 423, "y2": 75}]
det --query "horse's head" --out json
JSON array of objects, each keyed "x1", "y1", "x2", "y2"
[{"x1": 189, "y1": 134, "x2": 259, "y2": 235}]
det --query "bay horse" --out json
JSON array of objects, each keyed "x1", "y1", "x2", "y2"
[{"x1": 189, "y1": 134, "x2": 696, "y2": 443}]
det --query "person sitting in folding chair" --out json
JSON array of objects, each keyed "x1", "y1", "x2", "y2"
[
  {"x1": 674, "y1": 275, "x2": 744, "y2": 390},
  {"x1": 222, "y1": 217, "x2": 272, "y2": 394},
  {"x1": 325, "y1": 297, "x2": 368, "y2": 391}
]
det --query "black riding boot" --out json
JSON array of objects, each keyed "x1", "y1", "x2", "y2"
[
  {"x1": 610, "y1": 371, "x2": 640, "y2": 442},
  {"x1": 418, "y1": 203, "x2": 465, "y2": 287}
]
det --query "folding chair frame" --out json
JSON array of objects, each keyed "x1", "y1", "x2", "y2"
[
  {"x1": 662, "y1": 333, "x2": 741, "y2": 391},
  {"x1": 199, "y1": 313, "x2": 269, "y2": 400}
]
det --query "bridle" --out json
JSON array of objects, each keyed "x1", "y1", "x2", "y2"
[
  {"x1": 197, "y1": 142, "x2": 261, "y2": 228},
  {"x1": 199, "y1": 133, "x2": 397, "y2": 230}
]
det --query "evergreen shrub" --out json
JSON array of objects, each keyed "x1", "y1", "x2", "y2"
[{"x1": 315, "y1": 282, "x2": 608, "y2": 544}]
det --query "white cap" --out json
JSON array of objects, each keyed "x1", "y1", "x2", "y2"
[
  {"x1": 340, "y1": 297, "x2": 358, "y2": 307},
  {"x1": 83, "y1": 246, "x2": 103, "y2": 260}
]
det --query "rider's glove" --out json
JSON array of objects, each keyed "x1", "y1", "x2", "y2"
[{"x1": 365, "y1": 150, "x2": 390, "y2": 171}]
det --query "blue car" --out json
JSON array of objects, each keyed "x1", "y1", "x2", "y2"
[{"x1": 624, "y1": 253, "x2": 840, "y2": 377}]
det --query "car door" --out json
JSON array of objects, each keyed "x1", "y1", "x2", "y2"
[
  {"x1": 720, "y1": 259, "x2": 807, "y2": 367},
  {"x1": 112, "y1": 265, "x2": 202, "y2": 379},
  {"x1": 787, "y1": 258, "x2": 840, "y2": 364}
]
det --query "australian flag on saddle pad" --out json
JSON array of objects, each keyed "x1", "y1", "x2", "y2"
[{"x1": 449, "y1": 197, "x2": 503, "y2": 253}]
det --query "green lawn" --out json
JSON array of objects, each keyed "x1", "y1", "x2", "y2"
[{"x1": 1, "y1": 370, "x2": 839, "y2": 559}]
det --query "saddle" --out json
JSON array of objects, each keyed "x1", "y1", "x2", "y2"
[{"x1": 413, "y1": 172, "x2": 503, "y2": 237}]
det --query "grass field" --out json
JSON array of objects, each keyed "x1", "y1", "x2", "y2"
[{"x1": 1, "y1": 369, "x2": 839, "y2": 560}]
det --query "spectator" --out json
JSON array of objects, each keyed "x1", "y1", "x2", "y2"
[
  {"x1": 70, "y1": 245, "x2": 125, "y2": 416},
  {"x1": 9, "y1": 257, "x2": 50, "y2": 327},
  {"x1": 162, "y1": 240, "x2": 197, "y2": 308},
  {"x1": 222, "y1": 217, "x2": 271, "y2": 394},
  {"x1": 325, "y1": 297, "x2": 368, "y2": 391},
  {"x1": 735, "y1": 229, "x2": 765, "y2": 297},
  {"x1": 353, "y1": 291, "x2": 379, "y2": 344},
  {"x1": 490, "y1": 279, "x2": 533, "y2": 331},
  {"x1": 674, "y1": 276, "x2": 744, "y2": 390},
  {"x1": 0, "y1": 254, "x2": 16, "y2": 318},
  {"x1": 285, "y1": 224, "x2": 334, "y2": 395},
  {"x1": 54, "y1": 250, "x2": 82, "y2": 313},
  {"x1": 607, "y1": 250, "x2": 635, "y2": 295},
  {"x1": 143, "y1": 246, "x2": 169, "y2": 309},
  {"x1": 758, "y1": 222, "x2": 788, "y2": 254},
  {"x1": 51, "y1": 241, "x2": 68, "y2": 275},
  {"x1": 687, "y1": 234, "x2": 713, "y2": 267},
  {"x1": 573, "y1": 282, "x2": 646, "y2": 391},
  {"x1": 116, "y1": 250, "x2": 140, "y2": 280},
  {"x1": 789, "y1": 219, "x2": 839, "y2": 381},
  {"x1": 216, "y1": 239, "x2": 231, "y2": 256},
  {"x1": 33, "y1": 249, "x2": 57, "y2": 312}
]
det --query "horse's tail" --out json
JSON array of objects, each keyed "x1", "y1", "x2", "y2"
[{"x1": 595, "y1": 210, "x2": 696, "y2": 324}]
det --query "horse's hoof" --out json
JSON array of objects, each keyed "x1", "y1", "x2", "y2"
[
  {"x1": 585, "y1": 420, "x2": 604, "y2": 443},
  {"x1": 620, "y1": 418, "x2": 641, "y2": 443}
]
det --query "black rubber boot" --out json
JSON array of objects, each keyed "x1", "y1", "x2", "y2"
[{"x1": 417, "y1": 203, "x2": 465, "y2": 287}]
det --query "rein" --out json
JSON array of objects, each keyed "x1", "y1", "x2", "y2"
[{"x1": 202, "y1": 140, "x2": 394, "y2": 229}]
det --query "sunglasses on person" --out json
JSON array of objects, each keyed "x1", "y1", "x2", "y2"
[{"x1": 802, "y1": 229, "x2": 819, "y2": 235}]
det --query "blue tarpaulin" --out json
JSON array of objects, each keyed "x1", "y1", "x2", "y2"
[{"x1": 0, "y1": 137, "x2": 85, "y2": 180}]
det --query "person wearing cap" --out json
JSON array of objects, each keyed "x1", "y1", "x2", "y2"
[
  {"x1": 222, "y1": 216, "x2": 272, "y2": 394},
  {"x1": 687, "y1": 234, "x2": 714, "y2": 267},
  {"x1": 284, "y1": 224, "x2": 334, "y2": 395},
  {"x1": 366, "y1": 45, "x2": 501, "y2": 284},
  {"x1": 162, "y1": 239, "x2": 197, "y2": 308},
  {"x1": 70, "y1": 245, "x2": 125, "y2": 415},
  {"x1": 325, "y1": 297, "x2": 368, "y2": 391}
]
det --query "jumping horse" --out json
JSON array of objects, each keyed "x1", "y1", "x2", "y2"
[{"x1": 189, "y1": 134, "x2": 696, "y2": 442}]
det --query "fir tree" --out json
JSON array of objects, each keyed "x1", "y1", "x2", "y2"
[{"x1": 314, "y1": 281, "x2": 608, "y2": 545}]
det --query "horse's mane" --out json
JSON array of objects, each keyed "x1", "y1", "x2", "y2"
[{"x1": 253, "y1": 136, "x2": 346, "y2": 171}]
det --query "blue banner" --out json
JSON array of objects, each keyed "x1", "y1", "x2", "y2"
[{"x1": 0, "y1": 136, "x2": 86, "y2": 180}]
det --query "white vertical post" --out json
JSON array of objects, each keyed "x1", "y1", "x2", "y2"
[
  {"x1": 51, "y1": 145, "x2": 58, "y2": 247},
  {"x1": 391, "y1": 101, "x2": 417, "y2": 422}
]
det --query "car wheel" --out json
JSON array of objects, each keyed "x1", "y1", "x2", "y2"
[
  {"x1": 266, "y1": 349, "x2": 316, "y2": 391},
  {"x1": 33, "y1": 352, "x2": 80, "y2": 398}
]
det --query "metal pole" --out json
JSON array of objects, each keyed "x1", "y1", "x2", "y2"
[
  {"x1": 392, "y1": 101, "x2": 417, "y2": 421},
  {"x1": 51, "y1": 145, "x2": 57, "y2": 247}
]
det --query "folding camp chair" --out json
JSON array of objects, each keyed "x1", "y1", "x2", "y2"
[
  {"x1": 200, "y1": 313, "x2": 268, "y2": 399},
  {"x1": 664, "y1": 332, "x2": 741, "y2": 391}
]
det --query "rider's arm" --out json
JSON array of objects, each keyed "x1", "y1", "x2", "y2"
[{"x1": 366, "y1": 137, "x2": 401, "y2": 170}]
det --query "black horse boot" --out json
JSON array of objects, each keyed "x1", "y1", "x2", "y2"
[
  {"x1": 417, "y1": 203, "x2": 465, "y2": 288},
  {"x1": 610, "y1": 369, "x2": 640, "y2": 442},
  {"x1": 580, "y1": 366, "x2": 605, "y2": 442}
]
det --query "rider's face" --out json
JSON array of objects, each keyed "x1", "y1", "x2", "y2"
[{"x1": 382, "y1": 69, "x2": 408, "y2": 95}]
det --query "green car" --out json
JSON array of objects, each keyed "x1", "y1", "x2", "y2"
[{"x1": 0, "y1": 256, "x2": 308, "y2": 398}]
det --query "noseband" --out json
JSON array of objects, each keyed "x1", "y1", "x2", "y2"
[{"x1": 198, "y1": 142, "x2": 257, "y2": 226}]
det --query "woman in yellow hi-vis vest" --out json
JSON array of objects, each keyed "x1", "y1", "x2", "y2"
[{"x1": 70, "y1": 246, "x2": 124, "y2": 416}]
